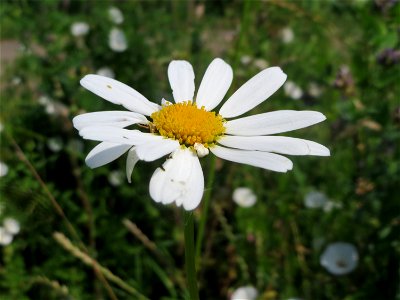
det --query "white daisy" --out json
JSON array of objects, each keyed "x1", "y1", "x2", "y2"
[
  {"x1": 231, "y1": 286, "x2": 258, "y2": 300},
  {"x1": 73, "y1": 58, "x2": 329, "y2": 210},
  {"x1": 70, "y1": 22, "x2": 89, "y2": 37},
  {"x1": 3, "y1": 217, "x2": 20, "y2": 235},
  {"x1": 108, "y1": 7, "x2": 124, "y2": 24},
  {"x1": 233, "y1": 187, "x2": 257, "y2": 207},
  {"x1": 0, "y1": 227, "x2": 13, "y2": 246},
  {"x1": 108, "y1": 28, "x2": 127, "y2": 52},
  {"x1": 320, "y1": 242, "x2": 359, "y2": 275}
]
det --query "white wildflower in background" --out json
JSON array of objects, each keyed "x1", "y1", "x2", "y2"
[
  {"x1": 0, "y1": 121, "x2": 3, "y2": 132},
  {"x1": 73, "y1": 58, "x2": 329, "y2": 210},
  {"x1": 308, "y1": 82, "x2": 323, "y2": 98},
  {"x1": 97, "y1": 67, "x2": 115, "y2": 79},
  {"x1": 284, "y1": 80, "x2": 303, "y2": 100},
  {"x1": 323, "y1": 200, "x2": 342, "y2": 212},
  {"x1": 108, "y1": 170, "x2": 124, "y2": 186},
  {"x1": 3, "y1": 217, "x2": 20, "y2": 235},
  {"x1": 233, "y1": 187, "x2": 257, "y2": 207},
  {"x1": 304, "y1": 191, "x2": 328, "y2": 208},
  {"x1": 108, "y1": 7, "x2": 124, "y2": 24},
  {"x1": 70, "y1": 22, "x2": 89, "y2": 37},
  {"x1": 47, "y1": 137, "x2": 63, "y2": 152},
  {"x1": 281, "y1": 27, "x2": 294, "y2": 44},
  {"x1": 0, "y1": 161, "x2": 9, "y2": 177},
  {"x1": 320, "y1": 242, "x2": 359, "y2": 275},
  {"x1": 109, "y1": 28, "x2": 128, "y2": 52},
  {"x1": 12, "y1": 77, "x2": 21, "y2": 85},
  {"x1": 0, "y1": 227, "x2": 13, "y2": 246},
  {"x1": 231, "y1": 286, "x2": 258, "y2": 300},
  {"x1": 240, "y1": 55, "x2": 252, "y2": 65},
  {"x1": 253, "y1": 58, "x2": 269, "y2": 70},
  {"x1": 38, "y1": 96, "x2": 69, "y2": 116}
]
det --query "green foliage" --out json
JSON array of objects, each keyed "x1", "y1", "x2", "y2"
[{"x1": 0, "y1": 0, "x2": 399, "y2": 299}]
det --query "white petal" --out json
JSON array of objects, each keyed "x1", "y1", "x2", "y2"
[
  {"x1": 218, "y1": 136, "x2": 330, "y2": 156},
  {"x1": 149, "y1": 148, "x2": 204, "y2": 210},
  {"x1": 135, "y1": 138, "x2": 180, "y2": 161},
  {"x1": 225, "y1": 110, "x2": 327, "y2": 136},
  {"x1": 126, "y1": 147, "x2": 139, "y2": 183},
  {"x1": 79, "y1": 126, "x2": 160, "y2": 145},
  {"x1": 168, "y1": 60, "x2": 195, "y2": 103},
  {"x1": 80, "y1": 75, "x2": 160, "y2": 116},
  {"x1": 73, "y1": 111, "x2": 148, "y2": 130},
  {"x1": 85, "y1": 142, "x2": 132, "y2": 169},
  {"x1": 210, "y1": 145, "x2": 293, "y2": 172},
  {"x1": 219, "y1": 67, "x2": 287, "y2": 118},
  {"x1": 195, "y1": 58, "x2": 233, "y2": 111}
]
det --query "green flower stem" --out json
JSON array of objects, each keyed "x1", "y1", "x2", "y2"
[
  {"x1": 195, "y1": 155, "x2": 216, "y2": 267},
  {"x1": 184, "y1": 210, "x2": 199, "y2": 300}
]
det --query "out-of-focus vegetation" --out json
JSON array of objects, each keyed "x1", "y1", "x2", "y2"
[{"x1": 0, "y1": 1, "x2": 399, "y2": 299}]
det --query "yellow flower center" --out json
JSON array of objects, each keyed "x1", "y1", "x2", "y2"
[{"x1": 150, "y1": 101, "x2": 225, "y2": 147}]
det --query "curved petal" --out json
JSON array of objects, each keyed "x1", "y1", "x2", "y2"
[
  {"x1": 168, "y1": 60, "x2": 195, "y2": 103},
  {"x1": 195, "y1": 58, "x2": 233, "y2": 111},
  {"x1": 135, "y1": 138, "x2": 180, "y2": 161},
  {"x1": 85, "y1": 142, "x2": 131, "y2": 169},
  {"x1": 218, "y1": 136, "x2": 330, "y2": 156},
  {"x1": 80, "y1": 75, "x2": 160, "y2": 116},
  {"x1": 149, "y1": 148, "x2": 204, "y2": 211},
  {"x1": 79, "y1": 126, "x2": 160, "y2": 145},
  {"x1": 126, "y1": 147, "x2": 140, "y2": 183},
  {"x1": 219, "y1": 67, "x2": 287, "y2": 118},
  {"x1": 225, "y1": 110, "x2": 327, "y2": 136},
  {"x1": 73, "y1": 111, "x2": 148, "y2": 130},
  {"x1": 210, "y1": 145, "x2": 293, "y2": 172}
]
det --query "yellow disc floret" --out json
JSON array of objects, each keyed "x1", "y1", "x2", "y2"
[{"x1": 151, "y1": 101, "x2": 225, "y2": 147}]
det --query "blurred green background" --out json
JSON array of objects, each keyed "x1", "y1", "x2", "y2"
[{"x1": 0, "y1": 0, "x2": 399, "y2": 299}]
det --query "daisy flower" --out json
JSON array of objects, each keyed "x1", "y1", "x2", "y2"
[{"x1": 73, "y1": 58, "x2": 329, "y2": 210}]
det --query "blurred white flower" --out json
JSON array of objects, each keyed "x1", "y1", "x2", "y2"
[
  {"x1": 233, "y1": 187, "x2": 257, "y2": 207},
  {"x1": 108, "y1": 170, "x2": 124, "y2": 186},
  {"x1": 0, "y1": 161, "x2": 8, "y2": 177},
  {"x1": 284, "y1": 81, "x2": 303, "y2": 100},
  {"x1": 0, "y1": 227, "x2": 13, "y2": 246},
  {"x1": 320, "y1": 242, "x2": 359, "y2": 275},
  {"x1": 231, "y1": 286, "x2": 258, "y2": 300},
  {"x1": 240, "y1": 55, "x2": 252, "y2": 65},
  {"x1": 304, "y1": 191, "x2": 328, "y2": 209},
  {"x1": 38, "y1": 96, "x2": 69, "y2": 116},
  {"x1": 281, "y1": 27, "x2": 294, "y2": 44},
  {"x1": 109, "y1": 28, "x2": 128, "y2": 52},
  {"x1": 12, "y1": 77, "x2": 21, "y2": 85},
  {"x1": 3, "y1": 217, "x2": 20, "y2": 235},
  {"x1": 47, "y1": 137, "x2": 63, "y2": 152},
  {"x1": 0, "y1": 121, "x2": 4, "y2": 132},
  {"x1": 308, "y1": 82, "x2": 323, "y2": 98},
  {"x1": 108, "y1": 7, "x2": 124, "y2": 24},
  {"x1": 97, "y1": 67, "x2": 115, "y2": 78},
  {"x1": 323, "y1": 200, "x2": 342, "y2": 212},
  {"x1": 253, "y1": 58, "x2": 269, "y2": 70},
  {"x1": 71, "y1": 22, "x2": 89, "y2": 37}
]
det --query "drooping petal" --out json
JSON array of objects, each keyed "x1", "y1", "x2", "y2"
[
  {"x1": 73, "y1": 111, "x2": 148, "y2": 130},
  {"x1": 225, "y1": 110, "x2": 327, "y2": 136},
  {"x1": 85, "y1": 142, "x2": 132, "y2": 169},
  {"x1": 79, "y1": 126, "x2": 160, "y2": 145},
  {"x1": 219, "y1": 67, "x2": 287, "y2": 118},
  {"x1": 210, "y1": 145, "x2": 293, "y2": 172},
  {"x1": 80, "y1": 75, "x2": 160, "y2": 116},
  {"x1": 135, "y1": 138, "x2": 180, "y2": 161},
  {"x1": 195, "y1": 58, "x2": 233, "y2": 111},
  {"x1": 149, "y1": 148, "x2": 204, "y2": 211},
  {"x1": 218, "y1": 136, "x2": 330, "y2": 156},
  {"x1": 126, "y1": 147, "x2": 140, "y2": 183},
  {"x1": 168, "y1": 60, "x2": 195, "y2": 103}
]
